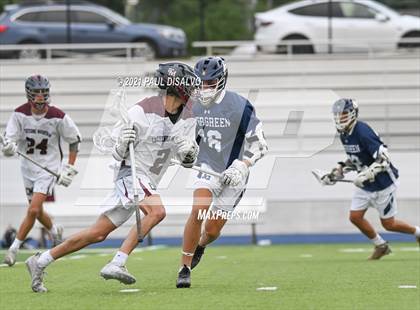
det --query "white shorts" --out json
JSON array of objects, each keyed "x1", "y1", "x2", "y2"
[
  {"x1": 192, "y1": 163, "x2": 246, "y2": 212},
  {"x1": 23, "y1": 174, "x2": 55, "y2": 201},
  {"x1": 101, "y1": 174, "x2": 158, "y2": 227},
  {"x1": 351, "y1": 184, "x2": 398, "y2": 219}
]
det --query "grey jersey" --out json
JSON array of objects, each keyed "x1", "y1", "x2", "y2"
[{"x1": 193, "y1": 91, "x2": 267, "y2": 173}]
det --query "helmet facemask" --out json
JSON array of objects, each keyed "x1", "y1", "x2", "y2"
[
  {"x1": 334, "y1": 110, "x2": 357, "y2": 133},
  {"x1": 199, "y1": 76, "x2": 226, "y2": 107},
  {"x1": 155, "y1": 62, "x2": 201, "y2": 105},
  {"x1": 27, "y1": 88, "x2": 50, "y2": 112},
  {"x1": 194, "y1": 56, "x2": 228, "y2": 107}
]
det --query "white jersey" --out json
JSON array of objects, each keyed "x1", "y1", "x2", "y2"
[
  {"x1": 5, "y1": 102, "x2": 81, "y2": 180},
  {"x1": 115, "y1": 96, "x2": 196, "y2": 187}
]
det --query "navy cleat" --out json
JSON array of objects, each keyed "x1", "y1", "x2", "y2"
[{"x1": 176, "y1": 264, "x2": 191, "y2": 288}]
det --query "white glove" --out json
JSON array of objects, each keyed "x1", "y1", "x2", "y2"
[
  {"x1": 338, "y1": 160, "x2": 357, "y2": 174},
  {"x1": 173, "y1": 136, "x2": 199, "y2": 168},
  {"x1": 57, "y1": 164, "x2": 78, "y2": 187},
  {"x1": 320, "y1": 167, "x2": 343, "y2": 186},
  {"x1": 114, "y1": 123, "x2": 136, "y2": 160},
  {"x1": 2, "y1": 139, "x2": 17, "y2": 157},
  {"x1": 354, "y1": 167, "x2": 375, "y2": 188},
  {"x1": 222, "y1": 159, "x2": 249, "y2": 187}
]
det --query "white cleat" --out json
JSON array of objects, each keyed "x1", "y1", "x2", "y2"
[
  {"x1": 25, "y1": 253, "x2": 48, "y2": 293},
  {"x1": 3, "y1": 249, "x2": 17, "y2": 267},
  {"x1": 51, "y1": 225, "x2": 64, "y2": 247},
  {"x1": 100, "y1": 262, "x2": 136, "y2": 285}
]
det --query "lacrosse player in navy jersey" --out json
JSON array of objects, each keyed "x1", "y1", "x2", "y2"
[
  {"x1": 320, "y1": 98, "x2": 420, "y2": 260},
  {"x1": 176, "y1": 57, "x2": 268, "y2": 288}
]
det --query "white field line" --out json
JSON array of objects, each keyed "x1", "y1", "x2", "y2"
[
  {"x1": 257, "y1": 287, "x2": 278, "y2": 291},
  {"x1": 299, "y1": 254, "x2": 313, "y2": 258},
  {"x1": 0, "y1": 262, "x2": 23, "y2": 268},
  {"x1": 339, "y1": 247, "x2": 420, "y2": 253},
  {"x1": 0, "y1": 245, "x2": 167, "y2": 256},
  {"x1": 120, "y1": 289, "x2": 140, "y2": 293}
]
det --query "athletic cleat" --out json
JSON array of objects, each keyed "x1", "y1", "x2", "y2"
[
  {"x1": 3, "y1": 249, "x2": 17, "y2": 267},
  {"x1": 100, "y1": 263, "x2": 136, "y2": 285},
  {"x1": 176, "y1": 264, "x2": 191, "y2": 288},
  {"x1": 25, "y1": 253, "x2": 47, "y2": 293},
  {"x1": 368, "y1": 243, "x2": 392, "y2": 260},
  {"x1": 191, "y1": 245, "x2": 206, "y2": 270},
  {"x1": 51, "y1": 225, "x2": 64, "y2": 247}
]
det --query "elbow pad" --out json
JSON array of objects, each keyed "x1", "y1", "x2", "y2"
[{"x1": 243, "y1": 123, "x2": 268, "y2": 166}]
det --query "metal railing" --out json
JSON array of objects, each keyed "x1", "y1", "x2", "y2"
[
  {"x1": 192, "y1": 38, "x2": 420, "y2": 56},
  {"x1": 0, "y1": 42, "x2": 150, "y2": 60}
]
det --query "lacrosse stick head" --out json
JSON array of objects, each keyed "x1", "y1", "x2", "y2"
[
  {"x1": 311, "y1": 169, "x2": 328, "y2": 184},
  {"x1": 108, "y1": 87, "x2": 129, "y2": 123},
  {"x1": 92, "y1": 125, "x2": 119, "y2": 154}
]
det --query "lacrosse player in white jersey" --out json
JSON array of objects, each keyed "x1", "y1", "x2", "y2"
[
  {"x1": 2, "y1": 75, "x2": 81, "y2": 267},
  {"x1": 25, "y1": 62, "x2": 200, "y2": 293}
]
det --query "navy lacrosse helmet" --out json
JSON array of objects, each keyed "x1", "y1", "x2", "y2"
[
  {"x1": 194, "y1": 56, "x2": 228, "y2": 106},
  {"x1": 332, "y1": 98, "x2": 359, "y2": 133},
  {"x1": 25, "y1": 75, "x2": 50, "y2": 111},
  {"x1": 155, "y1": 62, "x2": 200, "y2": 103}
]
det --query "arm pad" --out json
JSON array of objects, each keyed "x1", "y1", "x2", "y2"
[
  {"x1": 243, "y1": 122, "x2": 268, "y2": 166},
  {"x1": 373, "y1": 144, "x2": 390, "y2": 168}
]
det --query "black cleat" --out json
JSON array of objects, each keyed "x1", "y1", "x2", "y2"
[
  {"x1": 191, "y1": 245, "x2": 206, "y2": 270},
  {"x1": 176, "y1": 264, "x2": 191, "y2": 288}
]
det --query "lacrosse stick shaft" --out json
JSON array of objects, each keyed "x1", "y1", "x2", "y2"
[
  {"x1": 170, "y1": 159, "x2": 222, "y2": 178},
  {"x1": 0, "y1": 134, "x2": 59, "y2": 179},
  {"x1": 129, "y1": 142, "x2": 143, "y2": 243},
  {"x1": 335, "y1": 179, "x2": 353, "y2": 183},
  {"x1": 117, "y1": 88, "x2": 143, "y2": 243}
]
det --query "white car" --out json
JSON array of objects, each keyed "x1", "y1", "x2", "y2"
[{"x1": 254, "y1": 0, "x2": 420, "y2": 54}]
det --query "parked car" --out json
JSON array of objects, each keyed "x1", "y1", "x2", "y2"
[
  {"x1": 0, "y1": 1, "x2": 187, "y2": 59},
  {"x1": 254, "y1": 0, "x2": 420, "y2": 54}
]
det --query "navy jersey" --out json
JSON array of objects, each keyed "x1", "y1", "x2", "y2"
[
  {"x1": 193, "y1": 91, "x2": 261, "y2": 173},
  {"x1": 340, "y1": 121, "x2": 398, "y2": 192}
]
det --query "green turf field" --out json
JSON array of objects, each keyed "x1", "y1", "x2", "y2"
[{"x1": 0, "y1": 243, "x2": 419, "y2": 310}]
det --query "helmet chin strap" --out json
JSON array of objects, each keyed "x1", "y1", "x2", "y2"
[
  {"x1": 339, "y1": 119, "x2": 357, "y2": 134},
  {"x1": 30, "y1": 101, "x2": 48, "y2": 114}
]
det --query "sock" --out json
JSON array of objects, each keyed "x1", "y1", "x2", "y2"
[
  {"x1": 371, "y1": 234, "x2": 386, "y2": 246},
  {"x1": 38, "y1": 250, "x2": 55, "y2": 268},
  {"x1": 9, "y1": 238, "x2": 23, "y2": 252},
  {"x1": 111, "y1": 251, "x2": 128, "y2": 267},
  {"x1": 414, "y1": 226, "x2": 420, "y2": 237}
]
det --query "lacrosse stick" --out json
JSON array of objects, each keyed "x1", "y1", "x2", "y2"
[
  {"x1": 111, "y1": 88, "x2": 143, "y2": 243},
  {"x1": 311, "y1": 169, "x2": 353, "y2": 184},
  {"x1": 0, "y1": 134, "x2": 60, "y2": 179},
  {"x1": 170, "y1": 158, "x2": 222, "y2": 178}
]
